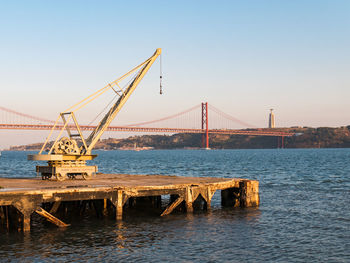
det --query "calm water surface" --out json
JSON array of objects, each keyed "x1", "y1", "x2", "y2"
[{"x1": 0, "y1": 149, "x2": 349, "y2": 262}]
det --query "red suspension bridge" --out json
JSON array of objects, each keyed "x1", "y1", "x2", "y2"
[{"x1": 0, "y1": 103, "x2": 294, "y2": 148}]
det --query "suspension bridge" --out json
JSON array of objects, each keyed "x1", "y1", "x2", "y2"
[{"x1": 0, "y1": 102, "x2": 294, "y2": 148}]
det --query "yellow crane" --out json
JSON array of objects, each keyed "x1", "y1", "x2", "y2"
[{"x1": 28, "y1": 48, "x2": 162, "y2": 181}]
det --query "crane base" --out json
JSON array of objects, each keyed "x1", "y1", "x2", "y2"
[
  {"x1": 28, "y1": 154, "x2": 97, "y2": 161},
  {"x1": 36, "y1": 165, "x2": 98, "y2": 181}
]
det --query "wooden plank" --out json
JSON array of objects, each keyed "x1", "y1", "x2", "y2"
[
  {"x1": 0, "y1": 174, "x2": 242, "y2": 197},
  {"x1": 35, "y1": 207, "x2": 70, "y2": 227},
  {"x1": 124, "y1": 189, "x2": 185, "y2": 197},
  {"x1": 161, "y1": 196, "x2": 184, "y2": 216}
]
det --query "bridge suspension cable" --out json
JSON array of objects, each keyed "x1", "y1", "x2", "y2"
[
  {"x1": 124, "y1": 104, "x2": 201, "y2": 127},
  {"x1": 0, "y1": 106, "x2": 56, "y2": 124},
  {"x1": 208, "y1": 104, "x2": 256, "y2": 128}
]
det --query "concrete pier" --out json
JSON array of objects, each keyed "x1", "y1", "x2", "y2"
[{"x1": 0, "y1": 174, "x2": 259, "y2": 232}]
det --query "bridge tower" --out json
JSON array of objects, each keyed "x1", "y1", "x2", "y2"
[{"x1": 201, "y1": 102, "x2": 209, "y2": 149}]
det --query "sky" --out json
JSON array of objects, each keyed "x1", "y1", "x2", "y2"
[{"x1": 0, "y1": 0, "x2": 349, "y2": 148}]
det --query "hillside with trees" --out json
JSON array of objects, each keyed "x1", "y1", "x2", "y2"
[{"x1": 8, "y1": 126, "x2": 350, "y2": 151}]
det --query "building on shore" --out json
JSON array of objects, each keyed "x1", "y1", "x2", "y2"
[{"x1": 268, "y1": 109, "x2": 275, "y2": 128}]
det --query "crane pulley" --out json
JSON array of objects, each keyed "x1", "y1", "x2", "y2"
[{"x1": 28, "y1": 48, "x2": 162, "y2": 181}]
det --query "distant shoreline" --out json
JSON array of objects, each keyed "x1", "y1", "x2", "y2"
[
  {"x1": 6, "y1": 126, "x2": 350, "y2": 151},
  {"x1": 4, "y1": 147, "x2": 350, "y2": 152}
]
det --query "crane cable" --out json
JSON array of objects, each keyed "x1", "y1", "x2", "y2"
[
  {"x1": 159, "y1": 54, "x2": 163, "y2": 95},
  {"x1": 87, "y1": 69, "x2": 140, "y2": 126}
]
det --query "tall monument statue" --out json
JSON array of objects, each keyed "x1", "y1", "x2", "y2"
[{"x1": 269, "y1": 109, "x2": 275, "y2": 128}]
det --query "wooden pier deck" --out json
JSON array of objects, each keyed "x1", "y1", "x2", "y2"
[{"x1": 0, "y1": 174, "x2": 259, "y2": 232}]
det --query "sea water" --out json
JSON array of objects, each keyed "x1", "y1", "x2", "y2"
[{"x1": 0, "y1": 149, "x2": 349, "y2": 262}]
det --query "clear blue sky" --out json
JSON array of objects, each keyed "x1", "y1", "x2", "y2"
[{"x1": 0, "y1": 0, "x2": 349, "y2": 147}]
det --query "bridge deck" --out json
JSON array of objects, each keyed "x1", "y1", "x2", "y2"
[
  {"x1": 0, "y1": 174, "x2": 259, "y2": 232},
  {"x1": 0, "y1": 123, "x2": 295, "y2": 136}
]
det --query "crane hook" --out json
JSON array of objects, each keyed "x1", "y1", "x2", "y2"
[
  {"x1": 160, "y1": 76, "x2": 163, "y2": 95},
  {"x1": 159, "y1": 54, "x2": 163, "y2": 95}
]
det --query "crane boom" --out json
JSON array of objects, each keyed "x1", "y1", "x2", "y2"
[{"x1": 85, "y1": 48, "x2": 161, "y2": 153}]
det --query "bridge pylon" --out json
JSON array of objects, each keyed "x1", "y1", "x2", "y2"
[{"x1": 201, "y1": 102, "x2": 209, "y2": 149}]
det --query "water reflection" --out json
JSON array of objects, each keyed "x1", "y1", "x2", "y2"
[{"x1": 113, "y1": 221, "x2": 126, "y2": 249}]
